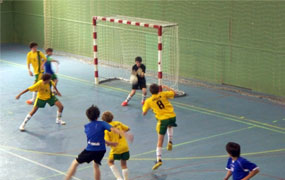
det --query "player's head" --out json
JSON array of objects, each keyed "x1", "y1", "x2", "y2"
[
  {"x1": 102, "y1": 111, "x2": 114, "y2": 123},
  {"x1": 86, "y1": 105, "x2": 100, "y2": 121},
  {"x1": 29, "y1": 42, "x2": 38, "y2": 52},
  {"x1": 42, "y1": 73, "x2": 52, "y2": 83},
  {"x1": 226, "y1": 142, "x2": 240, "y2": 158},
  {"x1": 149, "y1": 83, "x2": 160, "y2": 94},
  {"x1": 135, "y1": 56, "x2": 142, "y2": 67},
  {"x1": 46, "y1": 48, "x2": 53, "y2": 56}
]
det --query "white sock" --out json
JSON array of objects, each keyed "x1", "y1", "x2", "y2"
[
  {"x1": 32, "y1": 92, "x2": 37, "y2": 101},
  {"x1": 57, "y1": 111, "x2": 62, "y2": 120},
  {"x1": 126, "y1": 94, "x2": 132, "y2": 102},
  {"x1": 110, "y1": 165, "x2": 122, "y2": 179},
  {"x1": 167, "y1": 127, "x2": 173, "y2": 142},
  {"x1": 141, "y1": 94, "x2": 146, "y2": 102},
  {"x1": 156, "y1": 147, "x2": 162, "y2": 162},
  {"x1": 24, "y1": 114, "x2": 32, "y2": 124},
  {"x1": 122, "y1": 168, "x2": 128, "y2": 180}
]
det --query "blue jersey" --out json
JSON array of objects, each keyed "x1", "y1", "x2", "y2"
[
  {"x1": 44, "y1": 55, "x2": 54, "y2": 74},
  {"x1": 84, "y1": 121, "x2": 112, "y2": 151},
  {"x1": 226, "y1": 157, "x2": 258, "y2": 180}
]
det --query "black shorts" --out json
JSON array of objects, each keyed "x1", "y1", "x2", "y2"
[
  {"x1": 132, "y1": 80, "x2": 146, "y2": 90},
  {"x1": 76, "y1": 149, "x2": 106, "y2": 165}
]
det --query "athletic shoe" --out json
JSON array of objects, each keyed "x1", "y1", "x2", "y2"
[
  {"x1": 152, "y1": 160, "x2": 162, "y2": 170},
  {"x1": 60, "y1": 120, "x2": 66, "y2": 125},
  {"x1": 121, "y1": 101, "x2": 128, "y2": 106},
  {"x1": 19, "y1": 123, "x2": 26, "y2": 131},
  {"x1": 56, "y1": 118, "x2": 66, "y2": 125},
  {"x1": 26, "y1": 99, "x2": 34, "y2": 105},
  {"x1": 167, "y1": 141, "x2": 173, "y2": 151},
  {"x1": 141, "y1": 100, "x2": 145, "y2": 105}
]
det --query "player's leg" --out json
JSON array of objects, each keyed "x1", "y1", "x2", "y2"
[
  {"x1": 167, "y1": 117, "x2": 177, "y2": 151},
  {"x1": 19, "y1": 106, "x2": 39, "y2": 131},
  {"x1": 93, "y1": 162, "x2": 101, "y2": 180},
  {"x1": 54, "y1": 99, "x2": 65, "y2": 125},
  {"x1": 121, "y1": 89, "x2": 136, "y2": 106},
  {"x1": 108, "y1": 157, "x2": 123, "y2": 180},
  {"x1": 65, "y1": 159, "x2": 79, "y2": 180},
  {"x1": 141, "y1": 87, "x2": 147, "y2": 105},
  {"x1": 153, "y1": 134, "x2": 164, "y2": 170},
  {"x1": 121, "y1": 160, "x2": 128, "y2": 180}
]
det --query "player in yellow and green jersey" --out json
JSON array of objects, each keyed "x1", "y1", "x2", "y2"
[
  {"x1": 26, "y1": 42, "x2": 47, "y2": 105},
  {"x1": 142, "y1": 84, "x2": 177, "y2": 170},
  {"x1": 16, "y1": 73, "x2": 65, "y2": 131},
  {"x1": 102, "y1": 111, "x2": 131, "y2": 180}
]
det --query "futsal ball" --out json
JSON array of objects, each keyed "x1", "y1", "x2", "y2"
[{"x1": 130, "y1": 74, "x2": 138, "y2": 85}]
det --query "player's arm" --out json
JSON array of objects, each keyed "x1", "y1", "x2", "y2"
[
  {"x1": 52, "y1": 82, "x2": 61, "y2": 96},
  {"x1": 27, "y1": 55, "x2": 33, "y2": 76},
  {"x1": 162, "y1": 85, "x2": 177, "y2": 96},
  {"x1": 16, "y1": 89, "x2": 29, "y2": 99},
  {"x1": 223, "y1": 170, "x2": 232, "y2": 180},
  {"x1": 142, "y1": 101, "x2": 149, "y2": 115},
  {"x1": 40, "y1": 52, "x2": 47, "y2": 71},
  {"x1": 105, "y1": 140, "x2": 118, "y2": 147},
  {"x1": 51, "y1": 59, "x2": 59, "y2": 64},
  {"x1": 241, "y1": 168, "x2": 259, "y2": 180}
]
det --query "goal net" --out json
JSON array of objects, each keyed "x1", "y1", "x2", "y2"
[{"x1": 93, "y1": 15, "x2": 185, "y2": 96}]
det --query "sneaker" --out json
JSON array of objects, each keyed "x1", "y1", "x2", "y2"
[
  {"x1": 152, "y1": 160, "x2": 162, "y2": 170},
  {"x1": 167, "y1": 141, "x2": 173, "y2": 151},
  {"x1": 141, "y1": 100, "x2": 145, "y2": 105},
  {"x1": 56, "y1": 119, "x2": 66, "y2": 125},
  {"x1": 121, "y1": 101, "x2": 128, "y2": 106},
  {"x1": 19, "y1": 123, "x2": 26, "y2": 131},
  {"x1": 26, "y1": 99, "x2": 34, "y2": 105},
  {"x1": 60, "y1": 120, "x2": 66, "y2": 125}
]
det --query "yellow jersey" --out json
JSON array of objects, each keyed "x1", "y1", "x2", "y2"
[
  {"x1": 104, "y1": 121, "x2": 129, "y2": 154},
  {"x1": 28, "y1": 80, "x2": 55, "y2": 100},
  {"x1": 143, "y1": 91, "x2": 176, "y2": 120},
  {"x1": 27, "y1": 51, "x2": 46, "y2": 75}
]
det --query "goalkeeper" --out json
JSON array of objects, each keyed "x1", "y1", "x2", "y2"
[{"x1": 121, "y1": 56, "x2": 147, "y2": 106}]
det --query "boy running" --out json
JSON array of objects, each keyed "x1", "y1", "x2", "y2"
[
  {"x1": 26, "y1": 42, "x2": 47, "y2": 105},
  {"x1": 121, "y1": 56, "x2": 147, "y2": 106},
  {"x1": 142, "y1": 84, "x2": 177, "y2": 170},
  {"x1": 65, "y1": 105, "x2": 124, "y2": 180},
  {"x1": 16, "y1": 73, "x2": 65, "y2": 131},
  {"x1": 102, "y1": 111, "x2": 131, "y2": 180}
]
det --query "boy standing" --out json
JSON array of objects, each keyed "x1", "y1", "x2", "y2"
[
  {"x1": 142, "y1": 84, "x2": 177, "y2": 170},
  {"x1": 102, "y1": 111, "x2": 131, "y2": 180},
  {"x1": 16, "y1": 73, "x2": 65, "y2": 131},
  {"x1": 65, "y1": 105, "x2": 124, "y2": 180},
  {"x1": 43, "y1": 48, "x2": 59, "y2": 89},
  {"x1": 26, "y1": 42, "x2": 47, "y2": 105},
  {"x1": 121, "y1": 56, "x2": 147, "y2": 106},
  {"x1": 224, "y1": 142, "x2": 259, "y2": 180}
]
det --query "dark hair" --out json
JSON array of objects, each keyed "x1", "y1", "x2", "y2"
[
  {"x1": 135, "y1": 56, "x2": 142, "y2": 63},
  {"x1": 46, "y1": 48, "x2": 53, "y2": 53},
  {"x1": 42, "y1": 73, "x2": 52, "y2": 81},
  {"x1": 86, "y1": 105, "x2": 100, "y2": 121},
  {"x1": 226, "y1": 142, "x2": 241, "y2": 157},
  {"x1": 149, "y1": 83, "x2": 159, "y2": 94},
  {"x1": 29, "y1": 42, "x2": 38, "y2": 49},
  {"x1": 102, "y1": 111, "x2": 113, "y2": 123}
]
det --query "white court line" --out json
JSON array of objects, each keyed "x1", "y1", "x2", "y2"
[{"x1": 0, "y1": 148, "x2": 82, "y2": 180}]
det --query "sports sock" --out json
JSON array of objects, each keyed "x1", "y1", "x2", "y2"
[
  {"x1": 110, "y1": 165, "x2": 122, "y2": 179},
  {"x1": 126, "y1": 94, "x2": 132, "y2": 102},
  {"x1": 122, "y1": 168, "x2": 128, "y2": 180},
  {"x1": 156, "y1": 147, "x2": 162, "y2": 162},
  {"x1": 57, "y1": 111, "x2": 62, "y2": 120},
  {"x1": 24, "y1": 114, "x2": 32, "y2": 124},
  {"x1": 167, "y1": 127, "x2": 173, "y2": 142},
  {"x1": 32, "y1": 92, "x2": 37, "y2": 101},
  {"x1": 141, "y1": 94, "x2": 146, "y2": 102}
]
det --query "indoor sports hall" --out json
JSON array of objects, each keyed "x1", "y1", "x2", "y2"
[{"x1": 1, "y1": 1, "x2": 284, "y2": 180}]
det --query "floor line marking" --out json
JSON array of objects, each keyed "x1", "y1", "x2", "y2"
[{"x1": 0, "y1": 148, "x2": 82, "y2": 180}]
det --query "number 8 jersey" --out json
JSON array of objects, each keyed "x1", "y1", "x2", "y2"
[{"x1": 143, "y1": 91, "x2": 176, "y2": 120}]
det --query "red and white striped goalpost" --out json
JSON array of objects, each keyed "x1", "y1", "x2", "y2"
[{"x1": 92, "y1": 16, "x2": 166, "y2": 91}]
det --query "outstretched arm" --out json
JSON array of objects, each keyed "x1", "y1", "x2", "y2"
[
  {"x1": 162, "y1": 85, "x2": 176, "y2": 95},
  {"x1": 16, "y1": 89, "x2": 29, "y2": 99}
]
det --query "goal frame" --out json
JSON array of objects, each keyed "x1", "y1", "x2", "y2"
[{"x1": 92, "y1": 15, "x2": 178, "y2": 92}]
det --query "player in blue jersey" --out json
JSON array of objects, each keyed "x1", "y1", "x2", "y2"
[
  {"x1": 65, "y1": 105, "x2": 125, "y2": 180},
  {"x1": 224, "y1": 142, "x2": 259, "y2": 180},
  {"x1": 42, "y1": 48, "x2": 59, "y2": 92}
]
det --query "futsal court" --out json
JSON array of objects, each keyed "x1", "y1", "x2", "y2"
[{"x1": 0, "y1": 44, "x2": 284, "y2": 180}]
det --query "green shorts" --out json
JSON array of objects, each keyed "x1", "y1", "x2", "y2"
[
  {"x1": 110, "y1": 151, "x2": 130, "y2": 161},
  {"x1": 51, "y1": 74, "x2": 57, "y2": 80},
  {"x1": 34, "y1": 73, "x2": 43, "y2": 82},
  {"x1": 34, "y1": 96, "x2": 58, "y2": 108},
  {"x1": 156, "y1": 117, "x2": 177, "y2": 135}
]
